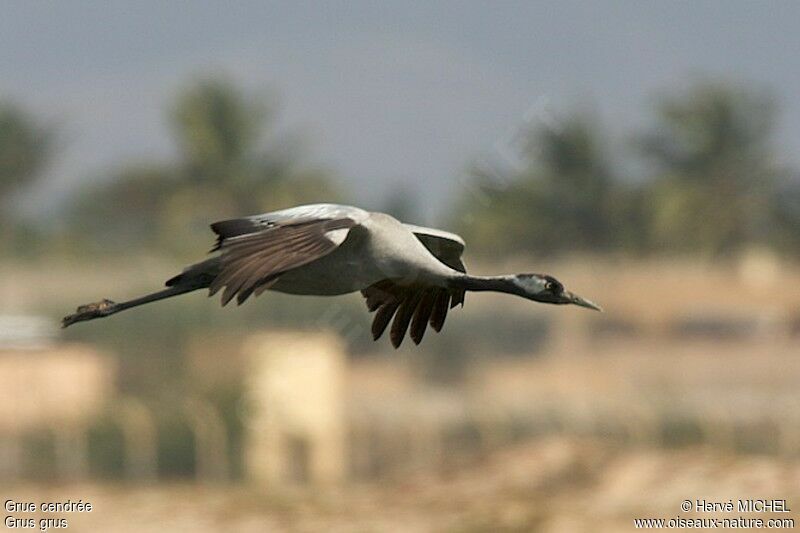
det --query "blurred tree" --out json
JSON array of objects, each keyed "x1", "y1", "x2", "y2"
[
  {"x1": 68, "y1": 77, "x2": 342, "y2": 255},
  {"x1": 0, "y1": 102, "x2": 53, "y2": 247},
  {"x1": 68, "y1": 164, "x2": 177, "y2": 251},
  {"x1": 454, "y1": 114, "x2": 625, "y2": 256},
  {"x1": 171, "y1": 79, "x2": 264, "y2": 190},
  {"x1": 640, "y1": 81, "x2": 782, "y2": 255},
  {"x1": 169, "y1": 78, "x2": 341, "y2": 214},
  {"x1": 769, "y1": 175, "x2": 800, "y2": 254},
  {"x1": 166, "y1": 78, "x2": 342, "y2": 253},
  {"x1": 0, "y1": 103, "x2": 52, "y2": 198}
]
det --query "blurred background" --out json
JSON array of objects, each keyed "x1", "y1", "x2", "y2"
[{"x1": 2, "y1": 2, "x2": 800, "y2": 531}]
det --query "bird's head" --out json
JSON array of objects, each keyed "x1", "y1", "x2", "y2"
[{"x1": 510, "y1": 273, "x2": 602, "y2": 311}]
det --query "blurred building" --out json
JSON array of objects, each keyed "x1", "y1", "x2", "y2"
[
  {"x1": 242, "y1": 331, "x2": 346, "y2": 487},
  {"x1": 0, "y1": 318, "x2": 115, "y2": 480}
]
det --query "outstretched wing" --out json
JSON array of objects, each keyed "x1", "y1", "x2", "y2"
[
  {"x1": 404, "y1": 224, "x2": 466, "y2": 273},
  {"x1": 405, "y1": 223, "x2": 466, "y2": 306},
  {"x1": 209, "y1": 216, "x2": 360, "y2": 306},
  {"x1": 210, "y1": 203, "x2": 368, "y2": 251},
  {"x1": 359, "y1": 224, "x2": 468, "y2": 348},
  {"x1": 361, "y1": 280, "x2": 461, "y2": 349}
]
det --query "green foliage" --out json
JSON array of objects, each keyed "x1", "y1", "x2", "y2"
[
  {"x1": 455, "y1": 114, "x2": 626, "y2": 256},
  {"x1": 456, "y1": 81, "x2": 798, "y2": 258},
  {"x1": 87, "y1": 418, "x2": 126, "y2": 478},
  {"x1": 769, "y1": 178, "x2": 800, "y2": 252},
  {"x1": 0, "y1": 102, "x2": 52, "y2": 199},
  {"x1": 66, "y1": 76, "x2": 342, "y2": 256},
  {"x1": 156, "y1": 412, "x2": 196, "y2": 478},
  {"x1": 0, "y1": 102, "x2": 53, "y2": 250},
  {"x1": 171, "y1": 79, "x2": 265, "y2": 184},
  {"x1": 22, "y1": 429, "x2": 57, "y2": 480},
  {"x1": 641, "y1": 81, "x2": 781, "y2": 255},
  {"x1": 167, "y1": 77, "x2": 342, "y2": 219},
  {"x1": 69, "y1": 164, "x2": 177, "y2": 250}
]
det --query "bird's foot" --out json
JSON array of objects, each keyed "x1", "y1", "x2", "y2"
[{"x1": 62, "y1": 299, "x2": 117, "y2": 328}]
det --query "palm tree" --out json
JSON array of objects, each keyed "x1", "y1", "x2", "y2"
[
  {"x1": 69, "y1": 77, "x2": 341, "y2": 256},
  {"x1": 171, "y1": 78, "x2": 265, "y2": 189},
  {"x1": 456, "y1": 113, "x2": 620, "y2": 256},
  {"x1": 640, "y1": 81, "x2": 779, "y2": 255},
  {"x1": 167, "y1": 78, "x2": 341, "y2": 248},
  {"x1": 0, "y1": 102, "x2": 53, "y2": 247}
]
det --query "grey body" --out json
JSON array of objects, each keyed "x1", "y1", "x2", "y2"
[
  {"x1": 63, "y1": 202, "x2": 600, "y2": 348},
  {"x1": 170, "y1": 205, "x2": 461, "y2": 295},
  {"x1": 271, "y1": 212, "x2": 456, "y2": 295}
]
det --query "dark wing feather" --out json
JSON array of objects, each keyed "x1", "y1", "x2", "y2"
[
  {"x1": 361, "y1": 280, "x2": 461, "y2": 348},
  {"x1": 406, "y1": 225, "x2": 466, "y2": 273},
  {"x1": 429, "y1": 290, "x2": 450, "y2": 332},
  {"x1": 410, "y1": 289, "x2": 437, "y2": 344},
  {"x1": 390, "y1": 290, "x2": 424, "y2": 348},
  {"x1": 210, "y1": 204, "x2": 367, "y2": 252},
  {"x1": 372, "y1": 299, "x2": 401, "y2": 340},
  {"x1": 209, "y1": 218, "x2": 356, "y2": 306},
  {"x1": 407, "y1": 225, "x2": 467, "y2": 309},
  {"x1": 210, "y1": 218, "x2": 276, "y2": 251}
]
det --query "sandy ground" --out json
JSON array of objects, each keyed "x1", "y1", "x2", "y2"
[{"x1": 5, "y1": 437, "x2": 800, "y2": 533}]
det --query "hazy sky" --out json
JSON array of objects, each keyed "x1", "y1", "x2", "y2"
[{"x1": 3, "y1": 1, "x2": 799, "y2": 221}]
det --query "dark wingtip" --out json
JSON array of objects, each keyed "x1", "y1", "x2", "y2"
[
  {"x1": 390, "y1": 336, "x2": 403, "y2": 349},
  {"x1": 219, "y1": 287, "x2": 237, "y2": 307},
  {"x1": 236, "y1": 289, "x2": 253, "y2": 306},
  {"x1": 208, "y1": 237, "x2": 223, "y2": 253}
]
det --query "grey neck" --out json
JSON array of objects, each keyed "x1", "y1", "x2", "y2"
[{"x1": 447, "y1": 274, "x2": 520, "y2": 295}]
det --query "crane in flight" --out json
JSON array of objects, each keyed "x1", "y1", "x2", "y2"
[{"x1": 63, "y1": 203, "x2": 601, "y2": 347}]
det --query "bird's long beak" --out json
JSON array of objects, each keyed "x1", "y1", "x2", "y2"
[{"x1": 563, "y1": 291, "x2": 603, "y2": 312}]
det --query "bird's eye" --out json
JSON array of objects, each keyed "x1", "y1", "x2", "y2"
[{"x1": 545, "y1": 282, "x2": 555, "y2": 291}]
